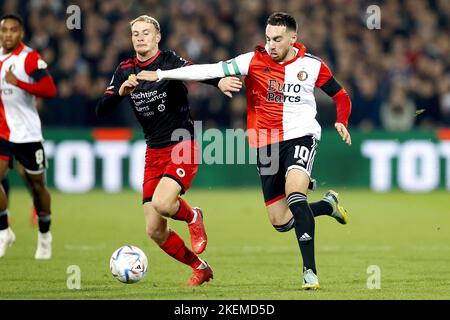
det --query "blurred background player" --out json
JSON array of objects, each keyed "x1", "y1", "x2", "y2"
[
  {"x1": 96, "y1": 15, "x2": 241, "y2": 286},
  {"x1": 0, "y1": 14, "x2": 57, "y2": 259},
  {"x1": 140, "y1": 12, "x2": 352, "y2": 290}
]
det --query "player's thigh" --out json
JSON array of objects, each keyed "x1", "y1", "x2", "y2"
[
  {"x1": 257, "y1": 143, "x2": 285, "y2": 206},
  {"x1": 153, "y1": 177, "x2": 182, "y2": 205},
  {"x1": 282, "y1": 136, "x2": 318, "y2": 195},
  {"x1": 266, "y1": 197, "x2": 292, "y2": 226},
  {"x1": 14, "y1": 141, "x2": 47, "y2": 175},
  {"x1": 285, "y1": 169, "x2": 310, "y2": 195},
  {"x1": 0, "y1": 139, "x2": 13, "y2": 180},
  {"x1": 0, "y1": 159, "x2": 9, "y2": 180},
  {"x1": 164, "y1": 139, "x2": 200, "y2": 196}
]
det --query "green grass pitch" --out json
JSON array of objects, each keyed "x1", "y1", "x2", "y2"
[{"x1": 0, "y1": 188, "x2": 449, "y2": 300}]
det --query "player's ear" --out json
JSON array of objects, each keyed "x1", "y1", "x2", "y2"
[
  {"x1": 291, "y1": 33, "x2": 297, "y2": 45},
  {"x1": 156, "y1": 32, "x2": 161, "y2": 44}
]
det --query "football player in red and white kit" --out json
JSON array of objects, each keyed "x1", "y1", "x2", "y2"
[
  {"x1": 0, "y1": 14, "x2": 56, "y2": 259},
  {"x1": 139, "y1": 12, "x2": 352, "y2": 290},
  {"x1": 96, "y1": 15, "x2": 241, "y2": 286}
]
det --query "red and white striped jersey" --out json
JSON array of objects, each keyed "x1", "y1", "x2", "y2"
[
  {"x1": 158, "y1": 42, "x2": 351, "y2": 148},
  {"x1": 0, "y1": 43, "x2": 52, "y2": 143}
]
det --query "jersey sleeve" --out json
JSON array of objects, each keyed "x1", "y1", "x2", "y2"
[
  {"x1": 24, "y1": 51, "x2": 51, "y2": 81},
  {"x1": 220, "y1": 52, "x2": 253, "y2": 77},
  {"x1": 15, "y1": 51, "x2": 56, "y2": 98},
  {"x1": 315, "y1": 60, "x2": 352, "y2": 128},
  {"x1": 103, "y1": 66, "x2": 126, "y2": 96},
  {"x1": 157, "y1": 52, "x2": 254, "y2": 81},
  {"x1": 96, "y1": 66, "x2": 126, "y2": 117}
]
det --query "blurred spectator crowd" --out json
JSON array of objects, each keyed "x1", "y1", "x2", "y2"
[{"x1": 2, "y1": 0, "x2": 450, "y2": 131}]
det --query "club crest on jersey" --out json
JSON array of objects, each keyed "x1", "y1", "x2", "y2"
[
  {"x1": 297, "y1": 70, "x2": 308, "y2": 81},
  {"x1": 176, "y1": 168, "x2": 186, "y2": 178}
]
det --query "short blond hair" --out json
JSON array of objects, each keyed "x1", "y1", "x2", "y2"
[{"x1": 129, "y1": 15, "x2": 160, "y2": 32}]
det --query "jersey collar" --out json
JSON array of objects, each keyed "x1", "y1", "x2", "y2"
[
  {"x1": 0, "y1": 42, "x2": 25, "y2": 57},
  {"x1": 134, "y1": 50, "x2": 161, "y2": 67},
  {"x1": 11, "y1": 42, "x2": 25, "y2": 55}
]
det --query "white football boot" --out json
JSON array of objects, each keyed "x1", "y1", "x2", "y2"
[
  {"x1": 0, "y1": 227, "x2": 16, "y2": 258},
  {"x1": 35, "y1": 231, "x2": 52, "y2": 260},
  {"x1": 302, "y1": 268, "x2": 320, "y2": 290},
  {"x1": 322, "y1": 190, "x2": 349, "y2": 224}
]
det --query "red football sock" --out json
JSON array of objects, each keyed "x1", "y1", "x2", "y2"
[
  {"x1": 159, "y1": 230, "x2": 202, "y2": 269},
  {"x1": 172, "y1": 197, "x2": 195, "y2": 223}
]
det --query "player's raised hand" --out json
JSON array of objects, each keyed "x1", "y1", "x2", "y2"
[
  {"x1": 119, "y1": 76, "x2": 139, "y2": 96},
  {"x1": 5, "y1": 66, "x2": 18, "y2": 86},
  {"x1": 218, "y1": 76, "x2": 242, "y2": 98},
  {"x1": 335, "y1": 122, "x2": 352, "y2": 146},
  {"x1": 136, "y1": 70, "x2": 159, "y2": 82}
]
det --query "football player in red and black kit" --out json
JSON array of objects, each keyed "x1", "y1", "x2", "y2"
[{"x1": 96, "y1": 15, "x2": 242, "y2": 286}]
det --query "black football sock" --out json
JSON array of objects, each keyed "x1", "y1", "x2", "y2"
[
  {"x1": 0, "y1": 210, "x2": 8, "y2": 230},
  {"x1": 38, "y1": 214, "x2": 51, "y2": 233},
  {"x1": 309, "y1": 200, "x2": 333, "y2": 217},
  {"x1": 273, "y1": 217, "x2": 295, "y2": 232},
  {"x1": 287, "y1": 192, "x2": 316, "y2": 274}
]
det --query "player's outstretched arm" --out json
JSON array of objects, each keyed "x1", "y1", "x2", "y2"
[
  {"x1": 137, "y1": 52, "x2": 253, "y2": 83},
  {"x1": 135, "y1": 62, "x2": 225, "y2": 82}
]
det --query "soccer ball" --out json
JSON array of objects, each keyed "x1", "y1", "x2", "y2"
[{"x1": 110, "y1": 245, "x2": 148, "y2": 283}]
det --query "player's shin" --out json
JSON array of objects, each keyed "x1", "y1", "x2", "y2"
[
  {"x1": 0, "y1": 209, "x2": 8, "y2": 230},
  {"x1": 37, "y1": 214, "x2": 51, "y2": 233},
  {"x1": 0, "y1": 185, "x2": 8, "y2": 230},
  {"x1": 287, "y1": 192, "x2": 317, "y2": 274},
  {"x1": 172, "y1": 196, "x2": 195, "y2": 223},
  {"x1": 159, "y1": 230, "x2": 204, "y2": 269}
]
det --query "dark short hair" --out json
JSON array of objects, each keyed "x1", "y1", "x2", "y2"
[
  {"x1": 0, "y1": 14, "x2": 24, "y2": 29},
  {"x1": 266, "y1": 12, "x2": 297, "y2": 32}
]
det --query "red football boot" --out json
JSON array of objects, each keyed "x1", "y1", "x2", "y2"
[
  {"x1": 185, "y1": 262, "x2": 213, "y2": 287},
  {"x1": 188, "y1": 207, "x2": 207, "y2": 254}
]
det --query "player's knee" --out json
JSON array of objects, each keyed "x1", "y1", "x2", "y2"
[
  {"x1": 272, "y1": 217, "x2": 295, "y2": 232},
  {"x1": 28, "y1": 179, "x2": 46, "y2": 194},
  {"x1": 151, "y1": 198, "x2": 174, "y2": 217}
]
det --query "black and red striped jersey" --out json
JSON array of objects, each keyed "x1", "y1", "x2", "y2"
[{"x1": 96, "y1": 50, "x2": 218, "y2": 148}]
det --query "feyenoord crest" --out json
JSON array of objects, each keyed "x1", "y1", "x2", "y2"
[{"x1": 297, "y1": 70, "x2": 308, "y2": 81}]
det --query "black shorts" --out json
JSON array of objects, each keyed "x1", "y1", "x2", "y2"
[
  {"x1": 256, "y1": 136, "x2": 318, "y2": 206},
  {"x1": 0, "y1": 139, "x2": 48, "y2": 174}
]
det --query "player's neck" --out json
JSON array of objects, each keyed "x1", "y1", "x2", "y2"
[
  {"x1": 281, "y1": 47, "x2": 296, "y2": 63},
  {"x1": 2, "y1": 44, "x2": 19, "y2": 54},
  {"x1": 136, "y1": 48, "x2": 159, "y2": 62}
]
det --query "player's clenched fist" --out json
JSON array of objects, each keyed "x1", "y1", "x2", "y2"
[
  {"x1": 119, "y1": 75, "x2": 139, "y2": 96},
  {"x1": 5, "y1": 65, "x2": 18, "y2": 85}
]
